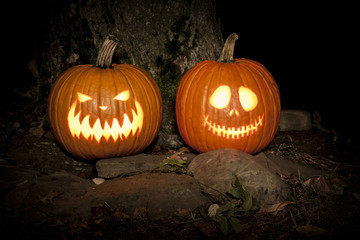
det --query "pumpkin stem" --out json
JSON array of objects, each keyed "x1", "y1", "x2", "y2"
[
  {"x1": 217, "y1": 33, "x2": 238, "y2": 63},
  {"x1": 96, "y1": 35, "x2": 119, "y2": 68}
]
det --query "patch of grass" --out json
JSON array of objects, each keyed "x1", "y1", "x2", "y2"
[{"x1": 158, "y1": 157, "x2": 188, "y2": 174}]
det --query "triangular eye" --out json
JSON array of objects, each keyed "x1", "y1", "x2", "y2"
[
  {"x1": 77, "y1": 92, "x2": 93, "y2": 102},
  {"x1": 210, "y1": 85, "x2": 231, "y2": 109},
  {"x1": 239, "y1": 87, "x2": 258, "y2": 112},
  {"x1": 114, "y1": 90, "x2": 130, "y2": 101}
]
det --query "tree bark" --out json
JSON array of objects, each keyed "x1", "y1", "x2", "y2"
[{"x1": 38, "y1": 0, "x2": 223, "y2": 134}]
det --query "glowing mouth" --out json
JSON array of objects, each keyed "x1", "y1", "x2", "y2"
[
  {"x1": 67, "y1": 100, "x2": 143, "y2": 143},
  {"x1": 204, "y1": 114, "x2": 264, "y2": 139}
]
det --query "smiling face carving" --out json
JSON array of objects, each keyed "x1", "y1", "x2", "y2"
[
  {"x1": 68, "y1": 90, "x2": 144, "y2": 143},
  {"x1": 176, "y1": 55, "x2": 281, "y2": 155},
  {"x1": 204, "y1": 85, "x2": 264, "y2": 139}
]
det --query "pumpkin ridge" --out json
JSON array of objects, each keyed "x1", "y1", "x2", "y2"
[
  {"x1": 176, "y1": 61, "x2": 211, "y2": 147},
  {"x1": 241, "y1": 60, "x2": 280, "y2": 149},
  {"x1": 241, "y1": 62, "x2": 271, "y2": 152},
  {"x1": 50, "y1": 66, "x2": 88, "y2": 150}
]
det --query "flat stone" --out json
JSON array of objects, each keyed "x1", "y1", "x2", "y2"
[
  {"x1": 280, "y1": 109, "x2": 311, "y2": 131},
  {"x1": 4, "y1": 172, "x2": 95, "y2": 224},
  {"x1": 0, "y1": 164, "x2": 39, "y2": 193},
  {"x1": 6, "y1": 138, "x2": 95, "y2": 178},
  {"x1": 188, "y1": 149, "x2": 290, "y2": 208},
  {"x1": 254, "y1": 152, "x2": 326, "y2": 179},
  {"x1": 96, "y1": 153, "x2": 171, "y2": 178},
  {"x1": 4, "y1": 170, "x2": 209, "y2": 221},
  {"x1": 83, "y1": 172, "x2": 210, "y2": 218}
]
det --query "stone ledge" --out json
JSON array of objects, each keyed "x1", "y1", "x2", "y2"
[{"x1": 280, "y1": 109, "x2": 311, "y2": 131}]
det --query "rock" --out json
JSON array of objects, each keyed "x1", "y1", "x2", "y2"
[
  {"x1": 92, "y1": 177, "x2": 105, "y2": 185},
  {"x1": 6, "y1": 137, "x2": 95, "y2": 178},
  {"x1": 4, "y1": 172, "x2": 95, "y2": 224},
  {"x1": 156, "y1": 133, "x2": 184, "y2": 149},
  {"x1": 280, "y1": 109, "x2": 311, "y2": 131},
  {"x1": 208, "y1": 204, "x2": 220, "y2": 217},
  {"x1": 3, "y1": 170, "x2": 209, "y2": 224},
  {"x1": 29, "y1": 126, "x2": 45, "y2": 138},
  {"x1": 188, "y1": 149, "x2": 289, "y2": 208},
  {"x1": 255, "y1": 152, "x2": 326, "y2": 179},
  {"x1": 0, "y1": 164, "x2": 39, "y2": 194},
  {"x1": 83, "y1": 172, "x2": 209, "y2": 218},
  {"x1": 96, "y1": 153, "x2": 171, "y2": 178}
]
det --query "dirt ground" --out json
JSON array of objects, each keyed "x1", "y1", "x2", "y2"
[{"x1": 1, "y1": 95, "x2": 360, "y2": 239}]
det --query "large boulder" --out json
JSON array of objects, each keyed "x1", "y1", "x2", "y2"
[
  {"x1": 188, "y1": 149, "x2": 290, "y2": 208},
  {"x1": 83, "y1": 172, "x2": 209, "y2": 218}
]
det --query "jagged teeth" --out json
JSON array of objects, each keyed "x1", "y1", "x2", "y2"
[
  {"x1": 67, "y1": 101, "x2": 143, "y2": 142},
  {"x1": 204, "y1": 114, "x2": 264, "y2": 139}
]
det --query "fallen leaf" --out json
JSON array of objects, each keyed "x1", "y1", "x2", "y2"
[
  {"x1": 133, "y1": 206, "x2": 148, "y2": 220},
  {"x1": 229, "y1": 217, "x2": 245, "y2": 233},
  {"x1": 40, "y1": 190, "x2": 62, "y2": 204},
  {"x1": 113, "y1": 209, "x2": 130, "y2": 221},
  {"x1": 259, "y1": 201, "x2": 296, "y2": 214},
  {"x1": 296, "y1": 225, "x2": 330, "y2": 237},
  {"x1": 169, "y1": 147, "x2": 189, "y2": 158},
  {"x1": 303, "y1": 178, "x2": 312, "y2": 186},
  {"x1": 303, "y1": 175, "x2": 347, "y2": 195},
  {"x1": 217, "y1": 215, "x2": 228, "y2": 235},
  {"x1": 158, "y1": 157, "x2": 188, "y2": 174},
  {"x1": 176, "y1": 208, "x2": 190, "y2": 216}
]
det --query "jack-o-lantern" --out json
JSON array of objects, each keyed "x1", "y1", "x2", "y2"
[
  {"x1": 176, "y1": 33, "x2": 280, "y2": 154},
  {"x1": 47, "y1": 35, "x2": 162, "y2": 160}
]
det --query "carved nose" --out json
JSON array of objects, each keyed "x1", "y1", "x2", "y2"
[
  {"x1": 229, "y1": 109, "x2": 239, "y2": 117},
  {"x1": 99, "y1": 106, "x2": 108, "y2": 111}
]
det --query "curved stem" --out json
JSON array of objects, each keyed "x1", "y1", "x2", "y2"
[
  {"x1": 217, "y1": 33, "x2": 238, "y2": 63},
  {"x1": 96, "y1": 35, "x2": 119, "y2": 68}
]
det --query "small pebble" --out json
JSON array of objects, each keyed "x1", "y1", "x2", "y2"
[
  {"x1": 92, "y1": 177, "x2": 105, "y2": 185},
  {"x1": 208, "y1": 204, "x2": 220, "y2": 217}
]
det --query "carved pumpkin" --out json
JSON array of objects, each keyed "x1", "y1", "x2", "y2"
[
  {"x1": 176, "y1": 33, "x2": 280, "y2": 154},
  {"x1": 47, "y1": 35, "x2": 162, "y2": 160}
]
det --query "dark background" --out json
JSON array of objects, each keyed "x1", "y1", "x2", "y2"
[{"x1": 3, "y1": 0, "x2": 358, "y2": 140}]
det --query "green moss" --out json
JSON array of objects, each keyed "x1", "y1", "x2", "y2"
[
  {"x1": 156, "y1": 15, "x2": 193, "y2": 106},
  {"x1": 155, "y1": 58, "x2": 181, "y2": 106}
]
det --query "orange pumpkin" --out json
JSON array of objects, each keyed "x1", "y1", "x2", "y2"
[
  {"x1": 175, "y1": 33, "x2": 280, "y2": 154},
  {"x1": 47, "y1": 35, "x2": 162, "y2": 160}
]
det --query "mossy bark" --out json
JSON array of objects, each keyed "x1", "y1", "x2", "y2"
[{"x1": 36, "y1": 0, "x2": 223, "y2": 134}]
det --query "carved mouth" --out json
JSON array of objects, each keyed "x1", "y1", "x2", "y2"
[
  {"x1": 203, "y1": 114, "x2": 264, "y2": 139},
  {"x1": 67, "y1": 100, "x2": 143, "y2": 143}
]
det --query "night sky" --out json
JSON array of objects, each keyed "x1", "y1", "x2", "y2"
[{"x1": 3, "y1": 0, "x2": 358, "y2": 139}]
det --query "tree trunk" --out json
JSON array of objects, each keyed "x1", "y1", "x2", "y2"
[{"x1": 37, "y1": 0, "x2": 223, "y2": 135}]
